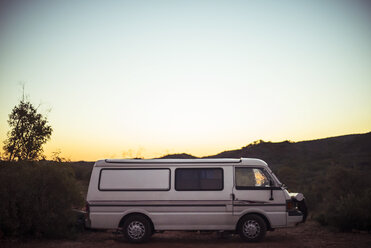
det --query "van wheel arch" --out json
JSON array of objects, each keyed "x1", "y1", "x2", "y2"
[
  {"x1": 236, "y1": 213, "x2": 272, "y2": 232},
  {"x1": 119, "y1": 213, "x2": 155, "y2": 235}
]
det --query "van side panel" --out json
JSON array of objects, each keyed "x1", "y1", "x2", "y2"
[{"x1": 87, "y1": 166, "x2": 236, "y2": 230}]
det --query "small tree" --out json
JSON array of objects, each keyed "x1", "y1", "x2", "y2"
[{"x1": 3, "y1": 99, "x2": 53, "y2": 161}]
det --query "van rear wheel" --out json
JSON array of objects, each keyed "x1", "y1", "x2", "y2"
[
  {"x1": 123, "y1": 215, "x2": 151, "y2": 243},
  {"x1": 238, "y1": 214, "x2": 267, "y2": 242}
]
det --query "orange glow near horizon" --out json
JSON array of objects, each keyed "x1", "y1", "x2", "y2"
[{"x1": 38, "y1": 128, "x2": 371, "y2": 161}]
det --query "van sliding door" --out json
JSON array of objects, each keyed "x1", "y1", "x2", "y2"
[{"x1": 157, "y1": 166, "x2": 234, "y2": 230}]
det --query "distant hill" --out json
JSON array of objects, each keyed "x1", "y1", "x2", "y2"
[
  {"x1": 159, "y1": 153, "x2": 197, "y2": 159},
  {"x1": 162, "y1": 132, "x2": 371, "y2": 192},
  {"x1": 205, "y1": 132, "x2": 371, "y2": 170},
  {"x1": 161, "y1": 132, "x2": 371, "y2": 171}
]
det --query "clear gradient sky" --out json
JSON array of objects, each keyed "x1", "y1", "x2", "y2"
[{"x1": 0, "y1": 0, "x2": 370, "y2": 161}]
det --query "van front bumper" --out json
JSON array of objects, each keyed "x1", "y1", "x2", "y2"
[{"x1": 287, "y1": 210, "x2": 304, "y2": 226}]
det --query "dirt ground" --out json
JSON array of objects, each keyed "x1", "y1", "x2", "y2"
[{"x1": 1, "y1": 221, "x2": 370, "y2": 248}]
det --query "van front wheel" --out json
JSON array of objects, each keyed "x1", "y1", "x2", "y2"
[
  {"x1": 123, "y1": 215, "x2": 151, "y2": 243},
  {"x1": 238, "y1": 214, "x2": 267, "y2": 242}
]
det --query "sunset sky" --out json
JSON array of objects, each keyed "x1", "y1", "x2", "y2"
[{"x1": 0, "y1": 0, "x2": 370, "y2": 161}]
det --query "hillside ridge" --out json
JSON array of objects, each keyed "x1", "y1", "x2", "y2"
[{"x1": 160, "y1": 132, "x2": 371, "y2": 163}]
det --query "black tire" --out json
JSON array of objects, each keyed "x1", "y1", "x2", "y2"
[
  {"x1": 123, "y1": 215, "x2": 152, "y2": 243},
  {"x1": 238, "y1": 214, "x2": 267, "y2": 242}
]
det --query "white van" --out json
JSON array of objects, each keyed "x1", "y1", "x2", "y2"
[{"x1": 85, "y1": 158, "x2": 307, "y2": 243}]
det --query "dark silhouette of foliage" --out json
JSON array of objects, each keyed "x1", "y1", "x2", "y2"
[
  {"x1": 315, "y1": 166, "x2": 371, "y2": 231},
  {"x1": 3, "y1": 100, "x2": 52, "y2": 161},
  {"x1": 0, "y1": 162, "x2": 84, "y2": 238}
]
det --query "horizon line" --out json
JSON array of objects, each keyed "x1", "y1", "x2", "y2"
[{"x1": 27, "y1": 131, "x2": 369, "y2": 163}]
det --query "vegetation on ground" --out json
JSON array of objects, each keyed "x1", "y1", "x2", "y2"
[{"x1": 0, "y1": 162, "x2": 85, "y2": 238}]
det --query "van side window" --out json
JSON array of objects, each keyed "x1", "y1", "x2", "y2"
[
  {"x1": 175, "y1": 168, "x2": 223, "y2": 191},
  {"x1": 99, "y1": 169, "x2": 170, "y2": 191},
  {"x1": 235, "y1": 168, "x2": 270, "y2": 189}
]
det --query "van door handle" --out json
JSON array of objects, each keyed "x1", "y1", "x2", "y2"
[{"x1": 230, "y1": 193, "x2": 235, "y2": 200}]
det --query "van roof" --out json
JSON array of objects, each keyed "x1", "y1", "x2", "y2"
[{"x1": 94, "y1": 158, "x2": 268, "y2": 167}]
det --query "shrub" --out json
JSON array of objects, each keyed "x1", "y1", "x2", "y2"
[
  {"x1": 317, "y1": 190, "x2": 371, "y2": 231},
  {"x1": 314, "y1": 166, "x2": 371, "y2": 231},
  {"x1": 0, "y1": 162, "x2": 84, "y2": 238},
  {"x1": 68, "y1": 162, "x2": 93, "y2": 182}
]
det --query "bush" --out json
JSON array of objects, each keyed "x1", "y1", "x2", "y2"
[
  {"x1": 0, "y1": 162, "x2": 84, "y2": 238},
  {"x1": 316, "y1": 190, "x2": 371, "y2": 231},
  {"x1": 314, "y1": 166, "x2": 371, "y2": 231},
  {"x1": 68, "y1": 162, "x2": 93, "y2": 182}
]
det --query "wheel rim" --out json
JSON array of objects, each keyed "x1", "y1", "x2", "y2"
[
  {"x1": 243, "y1": 220, "x2": 260, "y2": 239},
  {"x1": 127, "y1": 221, "x2": 146, "y2": 240}
]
